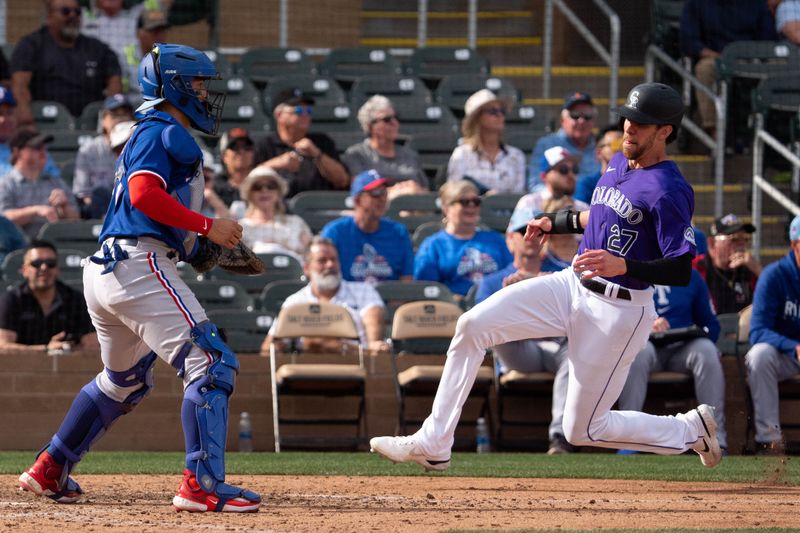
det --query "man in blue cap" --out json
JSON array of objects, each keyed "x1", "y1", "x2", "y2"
[
  {"x1": 0, "y1": 86, "x2": 62, "y2": 179},
  {"x1": 321, "y1": 169, "x2": 414, "y2": 284},
  {"x1": 744, "y1": 215, "x2": 800, "y2": 455}
]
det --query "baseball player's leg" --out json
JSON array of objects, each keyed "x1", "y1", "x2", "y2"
[
  {"x1": 543, "y1": 340, "x2": 569, "y2": 440},
  {"x1": 560, "y1": 289, "x2": 706, "y2": 455},
  {"x1": 666, "y1": 338, "x2": 728, "y2": 449},
  {"x1": 415, "y1": 270, "x2": 573, "y2": 458},
  {"x1": 745, "y1": 343, "x2": 800, "y2": 445},
  {"x1": 616, "y1": 341, "x2": 658, "y2": 411}
]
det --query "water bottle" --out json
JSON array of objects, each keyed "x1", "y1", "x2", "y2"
[
  {"x1": 475, "y1": 417, "x2": 491, "y2": 453},
  {"x1": 238, "y1": 411, "x2": 253, "y2": 453}
]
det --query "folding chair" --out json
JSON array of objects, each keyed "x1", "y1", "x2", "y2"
[
  {"x1": 31, "y1": 101, "x2": 76, "y2": 130},
  {"x1": 391, "y1": 101, "x2": 459, "y2": 138},
  {"x1": 384, "y1": 191, "x2": 441, "y2": 233},
  {"x1": 268, "y1": 302, "x2": 366, "y2": 451},
  {"x1": 258, "y1": 279, "x2": 307, "y2": 315},
  {"x1": 389, "y1": 300, "x2": 493, "y2": 446},
  {"x1": 407, "y1": 47, "x2": 489, "y2": 84},
  {"x1": 287, "y1": 191, "x2": 351, "y2": 233},
  {"x1": 304, "y1": 102, "x2": 358, "y2": 134},
  {"x1": 206, "y1": 308, "x2": 275, "y2": 354},
  {"x1": 319, "y1": 47, "x2": 403, "y2": 87},
  {"x1": 406, "y1": 129, "x2": 459, "y2": 176},
  {"x1": 78, "y1": 100, "x2": 104, "y2": 132},
  {"x1": 375, "y1": 280, "x2": 455, "y2": 332},
  {"x1": 411, "y1": 220, "x2": 444, "y2": 251},
  {"x1": 349, "y1": 75, "x2": 433, "y2": 109},
  {"x1": 37, "y1": 220, "x2": 104, "y2": 256},
  {"x1": 239, "y1": 47, "x2": 316, "y2": 88},
  {"x1": 208, "y1": 252, "x2": 304, "y2": 297},
  {"x1": 480, "y1": 193, "x2": 524, "y2": 233},
  {"x1": 494, "y1": 356, "x2": 556, "y2": 451}
]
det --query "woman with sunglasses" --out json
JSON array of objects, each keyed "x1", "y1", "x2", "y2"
[
  {"x1": 446, "y1": 89, "x2": 526, "y2": 195},
  {"x1": 238, "y1": 167, "x2": 311, "y2": 261},
  {"x1": 343, "y1": 95, "x2": 429, "y2": 197},
  {"x1": 414, "y1": 180, "x2": 512, "y2": 297}
]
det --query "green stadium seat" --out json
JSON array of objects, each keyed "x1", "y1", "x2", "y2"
[
  {"x1": 406, "y1": 47, "x2": 489, "y2": 85},
  {"x1": 37, "y1": 219, "x2": 104, "y2": 255},
  {"x1": 287, "y1": 191, "x2": 351, "y2": 233},
  {"x1": 435, "y1": 74, "x2": 519, "y2": 117},
  {"x1": 349, "y1": 75, "x2": 433, "y2": 109},
  {"x1": 239, "y1": 47, "x2": 316, "y2": 88},
  {"x1": 384, "y1": 191, "x2": 441, "y2": 233},
  {"x1": 258, "y1": 279, "x2": 307, "y2": 314},
  {"x1": 1, "y1": 247, "x2": 88, "y2": 284},
  {"x1": 78, "y1": 100, "x2": 104, "y2": 132},
  {"x1": 32, "y1": 101, "x2": 76, "y2": 130},
  {"x1": 208, "y1": 252, "x2": 304, "y2": 296},
  {"x1": 184, "y1": 278, "x2": 254, "y2": 312},
  {"x1": 319, "y1": 47, "x2": 403, "y2": 87},
  {"x1": 263, "y1": 74, "x2": 347, "y2": 115},
  {"x1": 480, "y1": 193, "x2": 524, "y2": 233},
  {"x1": 206, "y1": 308, "x2": 275, "y2": 353}
]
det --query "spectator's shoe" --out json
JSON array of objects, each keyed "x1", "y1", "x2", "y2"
[
  {"x1": 172, "y1": 469, "x2": 261, "y2": 513},
  {"x1": 18, "y1": 450, "x2": 83, "y2": 504},
  {"x1": 691, "y1": 404, "x2": 722, "y2": 468},
  {"x1": 547, "y1": 433, "x2": 575, "y2": 455},
  {"x1": 370, "y1": 435, "x2": 450, "y2": 472}
]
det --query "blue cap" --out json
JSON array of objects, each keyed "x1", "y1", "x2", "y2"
[
  {"x1": 790, "y1": 215, "x2": 800, "y2": 241},
  {"x1": 350, "y1": 169, "x2": 387, "y2": 197},
  {"x1": 0, "y1": 86, "x2": 16, "y2": 107},
  {"x1": 507, "y1": 205, "x2": 540, "y2": 233},
  {"x1": 103, "y1": 93, "x2": 133, "y2": 112}
]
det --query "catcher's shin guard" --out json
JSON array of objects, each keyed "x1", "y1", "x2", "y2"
[
  {"x1": 181, "y1": 322, "x2": 259, "y2": 510},
  {"x1": 36, "y1": 352, "x2": 157, "y2": 497}
]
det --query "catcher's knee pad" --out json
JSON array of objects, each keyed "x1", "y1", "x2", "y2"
[
  {"x1": 182, "y1": 321, "x2": 240, "y2": 493},
  {"x1": 49, "y1": 352, "x2": 157, "y2": 473}
]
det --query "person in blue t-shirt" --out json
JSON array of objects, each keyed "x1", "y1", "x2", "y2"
[
  {"x1": 414, "y1": 180, "x2": 512, "y2": 297},
  {"x1": 321, "y1": 169, "x2": 414, "y2": 284},
  {"x1": 745, "y1": 215, "x2": 800, "y2": 455},
  {"x1": 476, "y1": 204, "x2": 572, "y2": 454},
  {"x1": 617, "y1": 268, "x2": 726, "y2": 451},
  {"x1": 0, "y1": 86, "x2": 61, "y2": 180}
]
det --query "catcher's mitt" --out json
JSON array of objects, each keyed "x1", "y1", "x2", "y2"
[{"x1": 189, "y1": 237, "x2": 266, "y2": 275}]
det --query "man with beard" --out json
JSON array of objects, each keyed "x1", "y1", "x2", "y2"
[
  {"x1": 11, "y1": 0, "x2": 122, "y2": 125},
  {"x1": 261, "y1": 236, "x2": 389, "y2": 354},
  {"x1": 371, "y1": 83, "x2": 723, "y2": 472}
]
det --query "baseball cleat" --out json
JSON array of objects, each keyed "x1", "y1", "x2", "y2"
[
  {"x1": 18, "y1": 450, "x2": 83, "y2": 504},
  {"x1": 369, "y1": 435, "x2": 450, "y2": 472},
  {"x1": 692, "y1": 404, "x2": 722, "y2": 468},
  {"x1": 172, "y1": 469, "x2": 261, "y2": 513}
]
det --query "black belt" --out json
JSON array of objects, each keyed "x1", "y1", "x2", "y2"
[
  {"x1": 580, "y1": 278, "x2": 631, "y2": 301},
  {"x1": 113, "y1": 238, "x2": 177, "y2": 259}
]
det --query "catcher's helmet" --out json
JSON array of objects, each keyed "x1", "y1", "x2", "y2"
[
  {"x1": 613, "y1": 82, "x2": 684, "y2": 144},
  {"x1": 137, "y1": 43, "x2": 225, "y2": 135}
]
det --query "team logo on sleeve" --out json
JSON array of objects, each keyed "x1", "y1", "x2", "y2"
[{"x1": 684, "y1": 227, "x2": 696, "y2": 245}]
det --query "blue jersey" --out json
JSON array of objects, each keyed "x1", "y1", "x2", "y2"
[
  {"x1": 749, "y1": 250, "x2": 800, "y2": 355},
  {"x1": 652, "y1": 268, "x2": 720, "y2": 342},
  {"x1": 414, "y1": 229, "x2": 513, "y2": 296},
  {"x1": 100, "y1": 111, "x2": 204, "y2": 261},
  {"x1": 321, "y1": 216, "x2": 414, "y2": 283},
  {"x1": 475, "y1": 262, "x2": 516, "y2": 304},
  {"x1": 581, "y1": 151, "x2": 696, "y2": 290}
]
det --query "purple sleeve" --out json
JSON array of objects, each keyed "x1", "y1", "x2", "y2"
[{"x1": 653, "y1": 183, "x2": 696, "y2": 258}]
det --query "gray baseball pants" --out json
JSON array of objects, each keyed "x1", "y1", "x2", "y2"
[{"x1": 745, "y1": 343, "x2": 800, "y2": 444}]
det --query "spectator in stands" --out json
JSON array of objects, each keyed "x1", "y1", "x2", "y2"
[
  {"x1": 447, "y1": 89, "x2": 526, "y2": 194},
  {"x1": 212, "y1": 127, "x2": 257, "y2": 216},
  {"x1": 679, "y1": 0, "x2": 777, "y2": 136},
  {"x1": 0, "y1": 214, "x2": 26, "y2": 265},
  {"x1": 10, "y1": 0, "x2": 122, "y2": 124},
  {"x1": 0, "y1": 128, "x2": 80, "y2": 239},
  {"x1": 745, "y1": 215, "x2": 800, "y2": 455},
  {"x1": 414, "y1": 180, "x2": 512, "y2": 297},
  {"x1": 574, "y1": 125, "x2": 623, "y2": 204},
  {"x1": 617, "y1": 268, "x2": 726, "y2": 452},
  {"x1": 321, "y1": 169, "x2": 414, "y2": 283},
  {"x1": 255, "y1": 88, "x2": 349, "y2": 198},
  {"x1": 475, "y1": 205, "x2": 572, "y2": 455},
  {"x1": 81, "y1": 0, "x2": 163, "y2": 95},
  {"x1": 0, "y1": 87, "x2": 61, "y2": 179},
  {"x1": 238, "y1": 166, "x2": 312, "y2": 261},
  {"x1": 342, "y1": 95, "x2": 429, "y2": 197},
  {"x1": 200, "y1": 149, "x2": 230, "y2": 219},
  {"x1": 124, "y1": 8, "x2": 171, "y2": 98},
  {"x1": 0, "y1": 240, "x2": 96, "y2": 352},
  {"x1": 540, "y1": 196, "x2": 581, "y2": 273},
  {"x1": 261, "y1": 236, "x2": 389, "y2": 354},
  {"x1": 776, "y1": 0, "x2": 800, "y2": 43},
  {"x1": 528, "y1": 92, "x2": 599, "y2": 192},
  {"x1": 694, "y1": 214, "x2": 762, "y2": 314},
  {"x1": 73, "y1": 93, "x2": 134, "y2": 219}
]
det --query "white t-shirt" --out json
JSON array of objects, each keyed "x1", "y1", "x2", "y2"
[
  {"x1": 447, "y1": 142, "x2": 526, "y2": 194},
  {"x1": 240, "y1": 213, "x2": 312, "y2": 261}
]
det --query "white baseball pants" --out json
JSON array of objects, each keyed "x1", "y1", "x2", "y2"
[{"x1": 416, "y1": 267, "x2": 706, "y2": 459}]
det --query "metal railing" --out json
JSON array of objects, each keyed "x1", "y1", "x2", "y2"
[
  {"x1": 417, "y1": 0, "x2": 478, "y2": 49},
  {"x1": 542, "y1": 0, "x2": 620, "y2": 122},
  {"x1": 645, "y1": 45, "x2": 727, "y2": 217},
  {"x1": 751, "y1": 113, "x2": 800, "y2": 260}
]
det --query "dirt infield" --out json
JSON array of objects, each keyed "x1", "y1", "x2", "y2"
[{"x1": 1, "y1": 475, "x2": 798, "y2": 532}]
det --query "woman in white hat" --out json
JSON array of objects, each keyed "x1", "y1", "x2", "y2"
[
  {"x1": 239, "y1": 166, "x2": 312, "y2": 260},
  {"x1": 446, "y1": 89, "x2": 526, "y2": 194}
]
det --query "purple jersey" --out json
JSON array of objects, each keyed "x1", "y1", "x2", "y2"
[
  {"x1": 100, "y1": 111, "x2": 204, "y2": 261},
  {"x1": 579, "y1": 151, "x2": 696, "y2": 290}
]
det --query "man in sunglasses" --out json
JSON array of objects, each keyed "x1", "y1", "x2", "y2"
[
  {"x1": 256, "y1": 88, "x2": 349, "y2": 198},
  {"x1": 10, "y1": 0, "x2": 122, "y2": 125},
  {"x1": 212, "y1": 127, "x2": 257, "y2": 210},
  {"x1": 0, "y1": 240, "x2": 96, "y2": 352},
  {"x1": 528, "y1": 92, "x2": 600, "y2": 192},
  {"x1": 517, "y1": 146, "x2": 588, "y2": 215},
  {"x1": 693, "y1": 214, "x2": 762, "y2": 314}
]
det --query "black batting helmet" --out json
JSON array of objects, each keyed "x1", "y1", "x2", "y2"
[{"x1": 613, "y1": 82, "x2": 685, "y2": 144}]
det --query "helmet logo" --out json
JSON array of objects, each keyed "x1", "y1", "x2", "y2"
[{"x1": 628, "y1": 90, "x2": 639, "y2": 109}]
